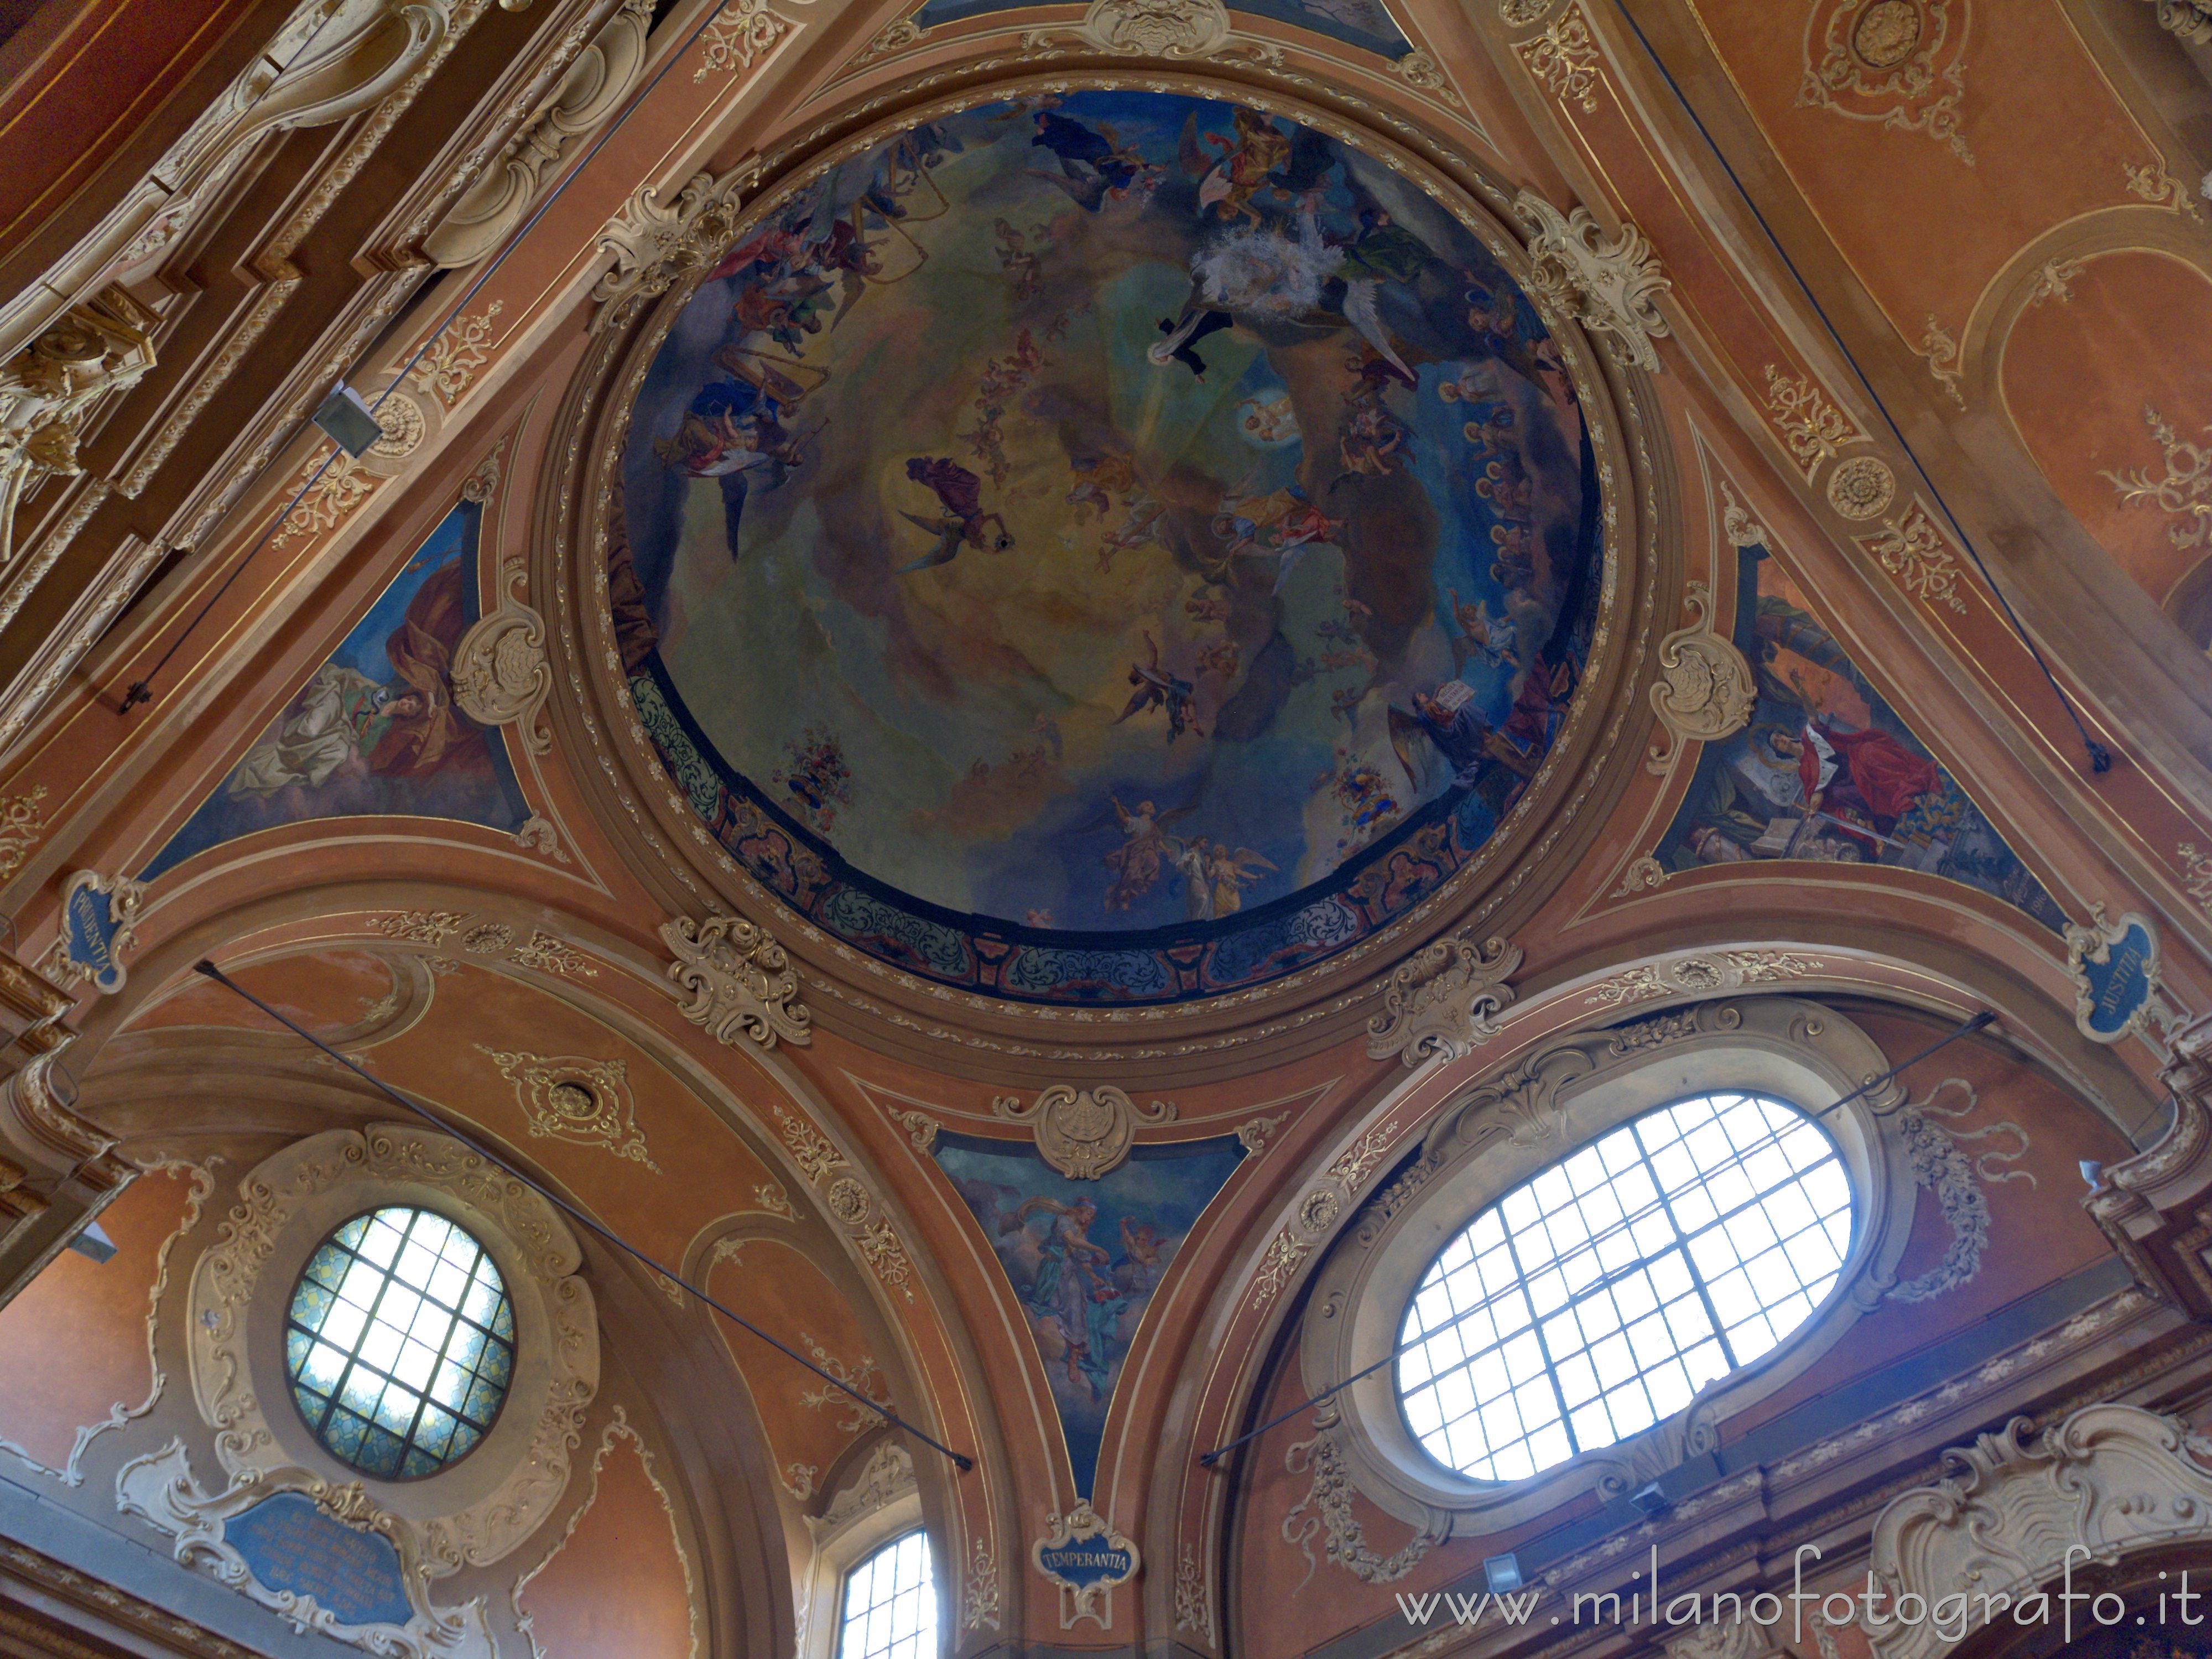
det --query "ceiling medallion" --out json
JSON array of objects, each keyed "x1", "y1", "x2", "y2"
[
  {"x1": 587, "y1": 77, "x2": 1636, "y2": 1011},
  {"x1": 1851, "y1": 0, "x2": 1922, "y2": 67},
  {"x1": 1826, "y1": 454, "x2": 1897, "y2": 521}
]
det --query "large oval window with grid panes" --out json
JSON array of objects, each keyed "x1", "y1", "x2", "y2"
[
  {"x1": 1396, "y1": 1092, "x2": 1851, "y2": 1482},
  {"x1": 284, "y1": 1206, "x2": 516, "y2": 1480}
]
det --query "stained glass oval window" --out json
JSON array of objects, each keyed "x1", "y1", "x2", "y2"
[
  {"x1": 284, "y1": 1206, "x2": 515, "y2": 1480},
  {"x1": 1396, "y1": 1092, "x2": 1852, "y2": 1483}
]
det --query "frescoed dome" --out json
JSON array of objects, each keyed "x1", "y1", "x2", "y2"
[{"x1": 608, "y1": 85, "x2": 1611, "y2": 1004}]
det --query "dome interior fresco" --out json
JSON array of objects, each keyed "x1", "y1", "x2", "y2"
[
  {"x1": 1, "y1": 2, "x2": 2212, "y2": 1659},
  {"x1": 612, "y1": 86, "x2": 1610, "y2": 1005}
]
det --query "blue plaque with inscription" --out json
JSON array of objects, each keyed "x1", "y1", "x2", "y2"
[
  {"x1": 226, "y1": 1494, "x2": 413, "y2": 1630},
  {"x1": 61, "y1": 876, "x2": 129, "y2": 994},
  {"x1": 2075, "y1": 913, "x2": 2158, "y2": 1043},
  {"x1": 1037, "y1": 1537, "x2": 1136, "y2": 1591}
]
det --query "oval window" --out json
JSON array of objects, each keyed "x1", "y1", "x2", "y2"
[
  {"x1": 283, "y1": 1206, "x2": 516, "y2": 1480},
  {"x1": 1397, "y1": 1092, "x2": 1851, "y2": 1482}
]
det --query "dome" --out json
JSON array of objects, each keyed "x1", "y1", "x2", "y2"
[{"x1": 607, "y1": 85, "x2": 1612, "y2": 1003}]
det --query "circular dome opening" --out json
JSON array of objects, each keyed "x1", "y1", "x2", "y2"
[
  {"x1": 284, "y1": 1206, "x2": 516, "y2": 1481},
  {"x1": 1396, "y1": 1092, "x2": 1851, "y2": 1482}
]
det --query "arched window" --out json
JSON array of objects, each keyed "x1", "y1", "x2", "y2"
[
  {"x1": 284, "y1": 1205, "x2": 516, "y2": 1480},
  {"x1": 836, "y1": 1530, "x2": 938, "y2": 1659},
  {"x1": 1397, "y1": 1091, "x2": 1851, "y2": 1482}
]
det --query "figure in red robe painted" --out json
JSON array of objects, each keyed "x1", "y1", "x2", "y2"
[{"x1": 1769, "y1": 721, "x2": 1939, "y2": 841}]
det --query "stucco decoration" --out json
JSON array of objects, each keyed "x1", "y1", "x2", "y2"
[
  {"x1": 1071, "y1": 0, "x2": 1235, "y2": 56},
  {"x1": 1797, "y1": 0, "x2": 1975, "y2": 166},
  {"x1": 1885, "y1": 1078, "x2": 2032, "y2": 1304},
  {"x1": 2084, "y1": 1011, "x2": 2212, "y2": 1319},
  {"x1": 809, "y1": 1440, "x2": 915, "y2": 1538},
  {"x1": 988, "y1": 1084, "x2": 1178, "y2": 1179},
  {"x1": 450, "y1": 564, "x2": 553, "y2": 756},
  {"x1": 116, "y1": 1441, "x2": 497, "y2": 1659},
  {"x1": 0, "y1": 289, "x2": 155, "y2": 584},
  {"x1": 1864, "y1": 1405, "x2": 2212, "y2": 1659},
  {"x1": 1644, "y1": 581, "x2": 1753, "y2": 774},
  {"x1": 658, "y1": 913, "x2": 813, "y2": 1048},
  {"x1": 424, "y1": 0, "x2": 652, "y2": 268},
  {"x1": 1033, "y1": 1500, "x2": 1141, "y2": 1630},
  {"x1": 1513, "y1": 191, "x2": 1670, "y2": 372},
  {"x1": 2145, "y1": 0, "x2": 2212, "y2": 43},
  {"x1": 1308, "y1": 997, "x2": 1920, "y2": 1533},
  {"x1": 608, "y1": 86, "x2": 1615, "y2": 1007},
  {"x1": 180, "y1": 1125, "x2": 598, "y2": 1574},
  {"x1": 591, "y1": 166, "x2": 753, "y2": 334},
  {"x1": 475, "y1": 1046, "x2": 658, "y2": 1170},
  {"x1": 1365, "y1": 932, "x2": 1522, "y2": 1065}
]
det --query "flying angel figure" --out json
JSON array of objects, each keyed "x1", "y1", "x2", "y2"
[
  {"x1": 896, "y1": 457, "x2": 1013, "y2": 573},
  {"x1": 1205, "y1": 843, "x2": 1278, "y2": 916}
]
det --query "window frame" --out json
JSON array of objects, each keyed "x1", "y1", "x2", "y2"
[
  {"x1": 799, "y1": 1440, "x2": 942, "y2": 1659},
  {"x1": 834, "y1": 1527, "x2": 941, "y2": 1659},
  {"x1": 1302, "y1": 996, "x2": 1919, "y2": 1533},
  {"x1": 184, "y1": 1123, "x2": 599, "y2": 1561}
]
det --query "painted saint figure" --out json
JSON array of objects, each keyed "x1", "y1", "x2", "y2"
[{"x1": 1002, "y1": 1197, "x2": 1122, "y2": 1400}]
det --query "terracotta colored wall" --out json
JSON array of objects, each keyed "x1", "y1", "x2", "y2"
[{"x1": 0, "y1": 1162, "x2": 196, "y2": 1470}]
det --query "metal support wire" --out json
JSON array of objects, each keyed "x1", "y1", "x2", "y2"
[
  {"x1": 194, "y1": 959, "x2": 975, "y2": 1473},
  {"x1": 122, "y1": 0, "x2": 746, "y2": 713},
  {"x1": 1196, "y1": 1008, "x2": 1995, "y2": 1469},
  {"x1": 1605, "y1": 1, "x2": 2111, "y2": 777}
]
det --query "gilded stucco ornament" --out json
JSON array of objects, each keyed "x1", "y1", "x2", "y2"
[
  {"x1": 2101, "y1": 404, "x2": 2212, "y2": 555},
  {"x1": 1644, "y1": 581, "x2": 1754, "y2": 774},
  {"x1": 1862, "y1": 505, "x2": 1969, "y2": 615},
  {"x1": 659, "y1": 913, "x2": 812, "y2": 1049},
  {"x1": 44, "y1": 868, "x2": 145, "y2": 996},
  {"x1": 0, "y1": 289, "x2": 155, "y2": 583},
  {"x1": 1513, "y1": 192, "x2": 1670, "y2": 372},
  {"x1": 475, "y1": 1046, "x2": 658, "y2": 1169},
  {"x1": 2142, "y1": 0, "x2": 2212, "y2": 44},
  {"x1": 990, "y1": 1084, "x2": 1177, "y2": 1179},
  {"x1": 451, "y1": 565, "x2": 553, "y2": 753},
  {"x1": 1365, "y1": 934, "x2": 1522, "y2": 1066},
  {"x1": 809, "y1": 1440, "x2": 915, "y2": 1536},
  {"x1": 116, "y1": 1441, "x2": 498, "y2": 1659},
  {"x1": 1864, "y1": 1405, "x2": 2212, "y2": 1659},
  {"x1": 1798, "y1": 0, "x2": 1974, "y2": 166},
  {"x1": 591, "y1": 166, "x2": 752, "y2": 333}
]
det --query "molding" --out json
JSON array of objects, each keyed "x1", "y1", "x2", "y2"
[
  {"x1": 450, "y1": 563, "x2": 553, "y2": 755},
  {"x1": 425, "y1": 1, "x2": 653, "y2": 269},
  {"x1": 509, "y1": 1405, "x2": 699, "y2": 1659}
]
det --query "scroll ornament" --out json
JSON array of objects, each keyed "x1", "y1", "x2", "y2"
[
  {"x1": 450, "y1": 566, "x2": 551, "y2": 753},
  {"x1": 1513, "y1": 191, "x2": 1672, "y2": 373},
  {"x1": 592, "y1": 165, "x2": 752, "y2": 331},
  {"x1": 1646, "y1": 581, "x2": 1755, "y2": 773},
  {"x1": 1366, "y1": 934, "x2": 1522, "y2": 1067},
  {"x1": 991, "y1": 1084, "x2": 1175, "y2": 1179},
  {"x1": 659, "y1": 913, "x2": 812, "y2": 1049}
]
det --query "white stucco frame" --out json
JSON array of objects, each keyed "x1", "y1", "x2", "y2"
[{"x1": 180, "y1": 1122, "x2": 600, "y2": 1571}]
